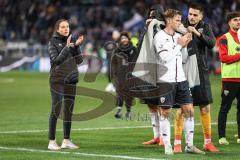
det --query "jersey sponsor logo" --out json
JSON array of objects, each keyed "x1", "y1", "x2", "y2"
[
  {"x1": 160, "y1": 97, "x2": 165, "y2": 103},
  {"x1": 223, "y1": 90, "x2": 229, "y2": 96}
]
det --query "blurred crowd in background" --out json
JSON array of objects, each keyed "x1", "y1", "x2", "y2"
[{"x1": 0, "y1": 0, "x2": 239, "y2": 73}]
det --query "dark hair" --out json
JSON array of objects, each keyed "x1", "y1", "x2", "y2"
[
  {"x1": 119, "y1": 31, "x2": 131, "y2": 41},
  {"x1": 226, "y1": 11, "x2": 240, "y2": 22},
  {"x1": 54, "y1": 19, "x2": 69, "y2": 31},
  {"x1": 189, "y1": 2, "x2": 204, "y2": 14},
  {"x1": 145, "y1": 4, "x2": 164, "y2": 21},
  {"x1": 150, "y1": 4, "x2": 165, "y2": 21},
  {"x1": 164, "y1": 9, "x2": 181, "y2": 20}
]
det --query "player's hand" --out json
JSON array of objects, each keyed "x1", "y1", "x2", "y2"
[
  {"x1": 184, "y1": 32, "x2": 192, "y2": 41},
  {"x1": 67, "y1": 34, "x2": 74, "y2": 48},
  {"x1": 177, "y1": 33, "x2": 192, "y2": 48},
  {"x1": 146, "y1": 18, "x2": 153, "y2": 25},
  {"x1": 75, "y1": 35, "x2": 84, "y2": 46},
  {"x1": 187, "y1": 26, "x2": 201, "y2": 37}
]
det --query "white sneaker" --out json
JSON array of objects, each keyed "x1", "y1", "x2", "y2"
[
  {"x1": 61, "y1": 139, "x2": 79, "y2": 149},
  {"x1": 237, "y1": 139, "x2": 240, "y2": 143},
  {"x1": 48, "y1": 140, "x2": 61, "y2": 151},
  {"x1": 185, "y1": 145, "x2": 205, "y2": 154},
  {"x1": 165, "y1": 144, "x2": 174, "y2": 155},
  {"x1": 105, "y1": 83, "x2": 116, "y2": 92}
]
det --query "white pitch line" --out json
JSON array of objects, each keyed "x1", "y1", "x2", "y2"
[
  {"x1": 0, "y1": 78, "x2": 15, "y2": 83},
  {"x1": 0, "y1": 126, "x2": 150, "y2": 134},
  {"x1": 0, "y1": 121, "x2": 236, "y2": 134},
  {"x1": 0, "y1": 146, "x2": 165, "y2": 160}
]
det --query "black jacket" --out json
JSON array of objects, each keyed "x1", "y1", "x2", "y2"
[
  {"x1": 183, "y1": 20, "x2": 216, "y2": 72},
  {"x1": 111, "y1": 43, "x2": 137, "y2": 92},
  {"x1": 104, "y1": 41, "x2": 117, "y2": 60},
  {"x1": 183, "y1": 19, "x2": 216, "y2": 105},
  {"x1": 48, "y1": 32, "x2": 82, "y2": 84}
]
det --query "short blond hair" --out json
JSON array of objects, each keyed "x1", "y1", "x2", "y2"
[{"x1": 164, "y1": 9, "x2": 181, "y2": 21}]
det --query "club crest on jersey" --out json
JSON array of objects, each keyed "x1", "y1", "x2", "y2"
[
  {"x1": 198, "y1": 28, "x2": 203, "y2": 33},
  {"x1": 223, "y1": 90, "x2": 229, "y2": 96},
  {"x1": 59, "y1": 43, "x2": 62, "y2": 47},
  {"x1": 159, "y1": 44, "x2": 163, "y2": 49},
  {"x1": 160, "y1": 97, "x2": 165, "y2": 103}
]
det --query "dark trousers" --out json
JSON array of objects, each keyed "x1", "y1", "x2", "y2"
[
  {"x1": 49, "y1": 83, "x2": 76, "y2": 140},
  {"x1": 218, "y1": 81, "x2": 240, "y2": 139},
  {"x1": 106, "y1": 55, "x2": 111, "y2": 83},
  {"x1": 116, "y1": 93, "x2": 133, "y2": 111}
]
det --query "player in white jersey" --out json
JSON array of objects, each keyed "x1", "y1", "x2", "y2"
[{"x1": 152, "y1": 9, "x2": 205, "y2": 155}]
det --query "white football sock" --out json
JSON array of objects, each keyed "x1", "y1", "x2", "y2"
[
  {"x1": 174, "y1": 139, "x2": 181, "y2": 145},
  {"x1": 184, "y1": 117, "x2": 194, "y2": 147},
  {"x1": 150, "y1": 112, "x2": 160, "y2": 139},
  {"x1": 159, "y1": 116, "x2": 171, "y2": 146},
  {"x1": 204, "y1": 138, "x2": 211, "y2": 145}
]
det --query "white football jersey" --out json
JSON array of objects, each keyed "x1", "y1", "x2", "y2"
[{"x1": 154, "y1": 30, "x2": 186, "y2": 83}]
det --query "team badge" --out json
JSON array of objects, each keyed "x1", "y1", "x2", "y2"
[
  {"x1": 198, "y1": 28, "x2": 203, "y2": 33},
  {"x1": 223, "y1": 90, "x2": 229, "y2": 96},
  {"x1": 159, "y1": 44, "x2": 163, "y2": 49},
  {"x1": 160, "y1": 97, "x2": 165, "y2": 103},
  {"x1": 189, "y1": 88, "x2": 192, "y2": 96}
]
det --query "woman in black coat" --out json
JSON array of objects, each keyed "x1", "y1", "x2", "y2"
[{"x1": 48, "y1": 19, "x2": 84, "y2": 150}]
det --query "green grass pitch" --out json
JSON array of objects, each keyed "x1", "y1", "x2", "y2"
[{"x1": 0, "y1": 71, "x2": 240, "y2": 160}]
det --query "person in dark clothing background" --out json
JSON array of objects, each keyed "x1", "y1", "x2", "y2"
[
  {"x1": 48, "y1": 19, "x2": 84, "y2": 150},
  {"x1": 111, "y1": 31, "x2": 137, "y2": 119},
  {"x1": 104, "y1": 30, "x2": 120, "y2": 92}
]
